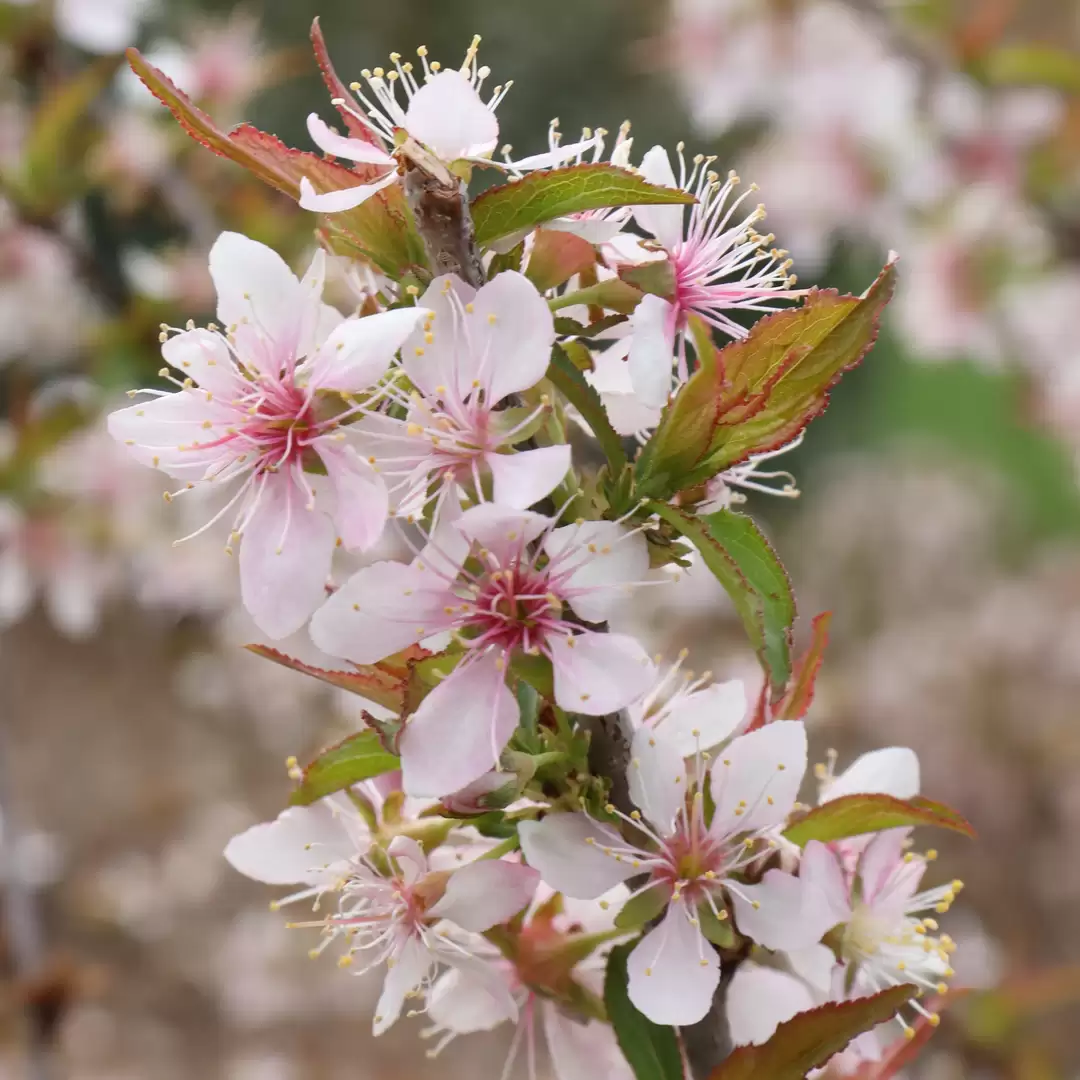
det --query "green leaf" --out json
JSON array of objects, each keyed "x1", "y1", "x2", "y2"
[
  {"x1": 126, "y1": 49, "x2": 425, "y2": 278},
  {"x1": 472, "y1": 164, "x2": 693, "y2": 248},
  {"x1": 647, "y1": 504, "x2": 794, "y2": 692},
  {"x1": 773, "y1": 611, "x2": 832, "y2": 721},
  {"x1": 984, "y1": 44, "x2": 1080, "y2": 93},
  {"x1": 526, "y1": 228, "x2": 597, "y2": 291},
  {"x1": 547, "y1": 345, "x2": 628, "y2": 473},
  {"x1": 614, "y1": 886, "x2": 669, "y2": 930},
  {"x1": 636, "y1": 260, "x2": 896, "y2": 500},
  {"x1": 783, "y1": 793, "x2": 976, "y2": 847},
  {"x1": 604, "y1": 943, "x2": 684, "y2": 1080},
  {"x1": 619, "y1": 259, "x2": 677, "y2": 299},
  {"x1": 288, "y1": 730, "x2": 400, "y2": 806},
  {"x1": 707, "y1": 986, "x2": 918, "y2": 1080}
]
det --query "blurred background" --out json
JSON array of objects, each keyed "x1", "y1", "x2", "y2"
[{"x1": 0, "y1": 0, "x2": 1079, "y2": 1076}]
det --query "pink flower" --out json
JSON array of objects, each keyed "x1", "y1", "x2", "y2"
[
  {"x1": 108, "y1": 232, "x2": 428, "y2": 638},
  {"x1": 354, "y1": 271, "x2": 569, "y2": 518},
  {"x1": 300, "y1": 38, "x2": 598, "y2": 213},
  {"x1": 224, "y1": 795, "x2": 538, "y2": 1035},
  {"x1": 310, "y1": 503, "x2": 656, "y2": 797},
  {"x1": 519, "y1": 721, "x2": 835, "y2": 1025},
  {"x1": 624, "y1": 146, "x2": 800, "y2": 408}
]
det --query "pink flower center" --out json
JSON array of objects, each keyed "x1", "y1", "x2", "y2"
[
  {"x1": 461, "y1": 560, "x2": 564, "y2": 654},
  {"x1": 651, "y1": 815, "x2": 725, "y2": 907}
]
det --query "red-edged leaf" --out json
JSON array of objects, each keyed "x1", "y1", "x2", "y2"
[
  {"x1": 636, "y1": 259, "x2": 896, "y2": 500},
  {"x1": 774, "y1": 611, "x2": 832, "y2": 721},
  {"x1": 525, "y1": 229, "x2": 597, "y2": 292},
  {"x1": 245, "y1": 643, "x2": 431, "y2": 713},
  {"x1": 783, "y1": 793, "x2": 976, "y2": 847},
  {"x1": 288, "y1": 728, "x2": 400, "y2": 806},
  {"x1": 708, "y1": 986, "x2": 917, "y2": 1080},
  {"x1": 309, "y1": 17, "x2": 385, "y2": 146}
]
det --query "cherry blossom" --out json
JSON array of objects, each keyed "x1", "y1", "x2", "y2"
[
  {"x1": 352, "y1": 271, "x2": 569, "y2": 520},
  {"x1": 108, "y1": 232, "x2": 429, "y2": 638},
  {"x1": 224, "y1": 793, "x2": 538, "y2": 1035},
  {"x1": 310, "y1": 503, "x2": 656, "y2": 796},
  {"x1": 519, "y1": 721, "x2": 836, "y2": 1025}
]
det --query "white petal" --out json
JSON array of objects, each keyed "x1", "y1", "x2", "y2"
[
  {"x1": 858, "y1": 828, "x2": 916, "y2": 907},
  {"x1": 404, "y1": 69, "x2": 498, "y2": 160},
  {"x1": 627, "y1": 902, "x2": 719, "y2": 1026},
  {"x1": 798, "y1": 841, "x2": 853, "y2": 926},
  {"x1": 543, "y1": 1003, "x2": 635, "y2": 1080},
  {"x1": 507, "y1": 135, "x2": 604, "y2": 172},
  {"x1": 239, "y1": 474, "x2": 335, "y2": 639},
  {"x1": 427, "y1": 965, "x2": 517, "y2": 1035},
  {"x1": 402, "y1": 274, "x2": 478, "y2": 399},
  {"x1": 316, "y1": 440, "x2": 389, "y2": 551},
  {"x1": 306, "y1": 307, "x2": 430, "y2": 393},
  {"x1": 373, "y1": 934, "x2": 434, "y2": 1035},
  {"x1": 518, "y1": 814, "x2": 634, "y2": 898},
  {"x1": 627, "y1": 294, "x2": 676, "y2": 409},
  {"x1": 655, "y1": 679, "x2": 747, "y2": 757},
  {"x1": 729, "y1": 868, "x2": 838, "y2": 951},
  {"x1": 298, "y1": 172, "x2": 397, "y2": 213},
  {"x1": 454, "y1": 503, "x2": 550, "y2": 565},
  {"x1": 628, "y1": 728, "x2": 687, "y2": 834},
  {"x1": 549, "y1": 631, "x2": 655, "y2": 716},
  {"x1": 306, "y1": 112, "x2": 395, "y2": 165},
  {"x1": 470, "y1": 271, "x2": 555, "y2": 403},
  {"x1": 399, "y1": 653, "x2": 519, "y2": 797},
  {"x1": 786, "y1": 943, "x2": 839, "y2": 995},
  {"x1": 545, "y1": 521, "x2": 649, "y2": 625},
  {"x1": 310, "y1": 559, "x2": 456, "y2": 664},
  {"x1": 107, "y1": 391, "x2": 228, "y2": 478},
  {"x1": 429, "y1": 859, "x2": 539, "y2": 930},
  {"x1": 634, "y1": 146, "x2": 685, "y2": 251},
  {"x1": 208, "y1": 232, "x2": 302, "y2": 357},
  {"x1": 387, "y1": 834, "x2": 428, "y2": 883},
  {"x1": 726, "y1": 964, "x2": 817, "y2": 1046},
  {"x1": 160, "y1": 329, "x2": 241, "y2": 398},
  {"x1": 224, "y1": 802, "x2": 356, "y2": 886},
  {"x1": 710, "y1": 721, "x2": 808, "y2": 836},
  {"x1": 486, "y1": 445, "x2": 571, "y2": 510},
  {"x1": 823, "y1": 747, "x2": 921, "y2": 803}
]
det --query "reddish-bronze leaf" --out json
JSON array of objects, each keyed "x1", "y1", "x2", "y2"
[
  {"x1": 525, "y1": 229, "x2": 596, "y2": 292},
  {"x1": 309, "y1": 17, "x2": 385, "y2": 146},
  {"x1": 774, "y1": 611, "x2": 832, "y2": 721},
  {"x1": 783, "y1": 793, "x2": 976, "y2": 847}
]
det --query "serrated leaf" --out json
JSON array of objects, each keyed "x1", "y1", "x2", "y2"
[
  {"x1": 648, "y1": 504, "x2": 794, "y2": 692},
  {"x1": 245, "y1": 643, "x2": 430, "y2": 712},
  {"x1": 547, "y1": 345, "x2": 628, "y2": 473},
  {"x1": 604, "y1": 943, "x2": 684, "y2": 1080},
  {"x1": 309, "y1": 17, "x2": 386, "y2": 145},
  {"x1": 774, "y1": 611, "x2": 832, "y2": 721},
  {"x1": 288, "y1": 729, "x2": 400, "y2": 806},
  {"x1": 708, "y1": 986, "x2": 918, "y2": 1080},
  {"x1": 637, "y1": 261, "x2": 896, "y2": 500},
  {"x1": 472, "y1": 164, "x2": 693, "y2": 248},
  {"x1": 125, "y1": 49, "x2": 425, "y2": 277},
  {"x1": 526, "y1": 229, "x2": 597, "y2": 292},
  {"x1": 783, "y1": 793, "x2": 975, "y2": 847},
  {"x1": 614, "y1": 886, "x2": 669, "y2": 930}
]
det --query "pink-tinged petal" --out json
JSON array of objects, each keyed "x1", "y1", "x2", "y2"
[
  {"x1": 399, "y1": 652, "x2": 519, "y2": 797},
  {"x1": 306, "y1": 112, "x2": 396, "y2": 165},
  {"x1": 823, "y1": 747, "x2": 921, "y2": 803},
  {"x1": 634, "y1": 146, "x2": 684, "y2": 251},
  {"x1": 402, "y1": 274, "x2": 478, "y2": 399},
  {"x1": 208, "y1": 232, "x2": 302, "y2": 356},
  {"x1": 239, "y1": 474, "x2": 335, "y2": 639},
  {"x1": 546, "y1": 520, "x2": 649, "y2": 625},
  {"x1": 729, "y1": 868, "x2": 838, "y2": 951},
  {"x1": 627, "y1": 294, "x2": 676, "y2": 409},
  {"x1": 550, "y1": 631, "x2": 655, "y2": 716},
  {"x1": 486, "y1": 445, "x2": 571, "y2": 509},
  {"x1": 627, "y1": 901, "x2": 719, "y2": 1026},
  {"x1": 224, "y1": 802, "x2": 357, "y2": 886},
  {"x1": 307, "y1": 306, "x2": 431, "y2": 392},
  {"x1": 295, "y1": 248, "x2": 345, "y2": 358},
  {"x1": 387, "y1": 834, "x2": 428, "y2": 884},
  {"x1": 543, "y1": 1003, "x2": 635, "y2": 1080},
  {"x1": 799, "y1": 841, "x2": 853, "y2": 925},
  {"x1": 315, "y1": 440, "x2": 389, "y2": 551},
  {"x1": 518, "y1": 814, "x2": 634, "y2": 898},
  {"x1": 470, "y1": 271, "x2": 556, "y2": 403},
  {"x1": 298, "y1": 172, "x2": 396, "y2": 213},
  {"x1": 710, "y1": 720, "x2": 807, "y2": 836},
  {"x1": 655, "y1": 679, "x2": 747, "y2": 757},
  {"x1": 858, "y1": 828, "x2": 918, "y2": 908},
  {"x1": 628, "y1": 727, "x2": 687, "y2": 834},
  {"x1": 108, "y1": 391, "x2": 228, "y2": 478},
  {"x1": 726, "y1": 964, "x2": 817, "y2": 1047},
  {"x1": 373, "y1": 933, "x2": 434, "y2": 1035},
  {"x1": 160, "y1": 328, "x2": 241, "y2": 398},
  {"x1": 427, "y1": 965, "x2": 518, "y2": 1035},
  {"x1": 404, "y1": 69, "x2": 498, "y2": 160},
  {"x1": 429, "y1": 859, "x2": 539, "y2": 930},
  {"x1": 309, "y1": 560, "x2": 457, "y2": 664},
  {"x1": 454, "y1": 503, "x2": 549, "y2": 565}
]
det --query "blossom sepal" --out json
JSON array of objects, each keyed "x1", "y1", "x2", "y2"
[{"x1": 286, "y1": 729, "x2": 400, "y2": 806}]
